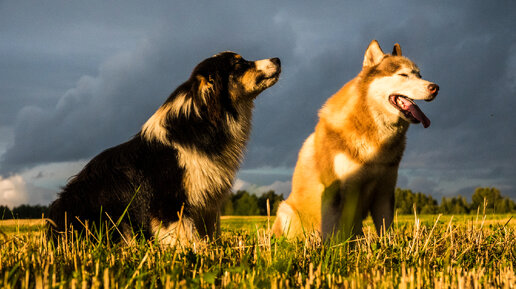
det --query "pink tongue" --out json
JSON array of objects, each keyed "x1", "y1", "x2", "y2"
[
  {"x1": 398, "y1": 97, "x2": 431, "y2": 128},
  {"x1": 407, "y1": 103, "x2": 431, "y2": 128}
]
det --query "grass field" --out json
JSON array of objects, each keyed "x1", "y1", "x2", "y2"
[{"x1": 0, "y1": 213, "x2": 514, "y2": 288}]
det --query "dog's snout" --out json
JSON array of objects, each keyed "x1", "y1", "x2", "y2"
[
  {"x1": 255, "y1": 58, "x2": 281, "y2": 75},
  {"x1": 428, "y1": 83, "x2": 439, "y2": 96},
  {"x1": 270, "y1": 57, "x2": 281, "y2": 67}
]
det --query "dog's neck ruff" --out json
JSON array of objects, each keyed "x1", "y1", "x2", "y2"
[
  {"x1": 177, "y1": 110, "x2": 252, "y2": 208},
  {"x1": 141, "y1": 94, "x2": 253, "y2": 208}
]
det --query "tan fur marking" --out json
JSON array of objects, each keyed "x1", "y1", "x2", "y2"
[
  {"x1": 239, "y1": 59, "x2": 280, "y2": 95},
  {"x1": 197, "y1": 75, "x2": 216, "y2": 105},
  {"x1": 241, "y1": 70, "x2": 259, "y2": 93}
]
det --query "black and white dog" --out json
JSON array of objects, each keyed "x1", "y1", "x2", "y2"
[{"x1": 48, "y1": 52, "x2": 281, "y2": 245}]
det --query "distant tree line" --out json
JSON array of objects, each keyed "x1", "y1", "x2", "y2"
[
  {"x1": 0, "y1": 204, "x2": 48, "y2": 220},
  {"x1": 395, "y1": 187, "x2": 516, "y2": 214},
  {"x1": 0, "y1": 187, "x2": 514, "y2": 219},
  {"x1": 222, "y1": 187, "x2": 516, "y2": 216},
  {"x1": 0, "y1": 191, "x2": 286, "y2": 219},
  {"x1": 222, "y1": 190, "x2": 284, "y2": 216}
]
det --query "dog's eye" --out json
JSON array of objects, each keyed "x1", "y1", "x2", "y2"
[
  {"x1": 234, "y1": 59, "x2": 249, "y2": 70},
  {"x1": 399, "y1": 73, "x2": 408, "y2": 77}
]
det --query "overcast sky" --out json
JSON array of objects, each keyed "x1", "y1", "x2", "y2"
[{"x1": 1, "y1": 1, "x2": 515, "y2": 207}]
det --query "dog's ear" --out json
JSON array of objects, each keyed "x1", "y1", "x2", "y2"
[
  {"x1": 392, "y1": 43, "x2": 402, "y2": 56},
  {"x1": 194, "y1": 74, "x2": 221, "y2": 123},
  {"x1": 196, "y1": 74, "x2": 216, "y2": 103},
  {"x1": 363, "y1": 40, "x2": 385, "y2": 67}
]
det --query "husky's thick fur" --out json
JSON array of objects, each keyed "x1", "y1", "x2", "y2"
[
  {"x1": 273, "y1": 41, "x2": 438, "y2": 240},
  {"x1": 48, "y1": 52, "x2": 281, "y2": 246}
]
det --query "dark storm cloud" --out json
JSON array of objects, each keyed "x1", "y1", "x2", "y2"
[
  {"x1": 0, "y1": 1, "x2": 515, "y2": 200},
  {"x1": 0, "y1": 1, "x2": 154, "y2": 126},
  {"x1": 0, "y1": 1, "x2": 297, "y2": 171},
  {"x1": 246, "y1": 1, "x2": 516, "y2": 199},
  {"x1": 396, "y1": 2, "x2": 516, "y2": 197}
]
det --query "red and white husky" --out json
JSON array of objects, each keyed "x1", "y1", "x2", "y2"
[{"x1": 273, "y1": 40, "x2": 439, "y2": 240}]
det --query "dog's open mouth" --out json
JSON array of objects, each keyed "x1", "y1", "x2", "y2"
[
  {"x1": 269, "y1": 70, "x2": 281, "y2": 80},
  {"x1": 255, "y1": 73, "x2": 281, "y2": 90},
  {"x1": 257, "y1": 70, "x2": 281, "y2": 84},
  {"x1": 389, "y1": 94, "x2": 431, "y2": 128}
]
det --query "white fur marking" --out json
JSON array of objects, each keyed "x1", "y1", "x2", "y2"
[
  {"x1": 173, "y1": 101, "x2": 253, "y2": 207},
  {"x1": 368, "y1": 75, "x2": 433, "y2": 102},
  {"x1": 276, "y1": 202, "x2": 295, "y2": 235},
  {"x1": 169, "y1": 93, "x2": 199, "y2": 117},
  {"x1": 141, "y1": 93, "x2": 198, "y2": 145},
  {"x1": 255, "y1": 59, "x2": 277, "y2": 77},
  {"x1": 174, "y1": 144, "x2": 235, "y2": 207},
  {"x1": 333, "y1": 153, "x2": 360, "y2": 179},
  {"x1": 141, "y1": 104, "x2": 171, "y2": 145},
  {"x1": 151, "y1": 218, "x2": 196, "y2": 247},
  {"x1": 367, "y1": 75, "x2": 434, "y2": 125}
]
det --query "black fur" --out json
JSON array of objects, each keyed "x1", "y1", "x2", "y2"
[{"x1": 47, "y1": 52, "x2": 281, "y2": 243}]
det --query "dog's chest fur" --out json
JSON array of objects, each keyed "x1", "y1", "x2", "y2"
[
  {"x1": 174, "y1": 102, "x2": 253, "y2": 208},
  {"x1": 315, "y1": 82, "x2": 408, "y2": 187}
]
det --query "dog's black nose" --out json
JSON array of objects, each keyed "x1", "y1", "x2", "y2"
[
  {"x1": 428, "y1": 83, "x2": 439, "y2": 96},
  {"x1": 271, "y1": 57, "x2": 281, "y2": 67}
]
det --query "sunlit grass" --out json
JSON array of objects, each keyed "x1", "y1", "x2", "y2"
[{"x1": 0, "y1": 213, "x2": 514, "y2": 288}]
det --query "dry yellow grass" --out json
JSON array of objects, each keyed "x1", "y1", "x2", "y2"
[
  {"x1": 0, "y1": 219, "x2": 46, "y2": 226},
  {"x1": 0, "y1": 214, "x2": 514, "y2": 288}
]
